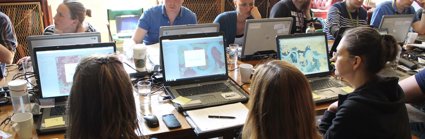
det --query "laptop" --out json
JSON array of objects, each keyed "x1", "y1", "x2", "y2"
[
  {"x1": 115, "y1": 15, "x2": 139, "y2": 38},
  {"x1": 241, "y1": 18, "x2": 293, "y2": 60},
  {"x1": 276, "y1": 33, "x2": 349, "y2": 103},
  {"x1": 379, "y1": 14, "x2": 414, "y2": 44},
  {"x1": 33, "y1": 42, "x2": 116, "y2": 134},
  {"x1": 160, "y1": 32, "x2": 249, "y2": 112},
  {"x1": 159, "y1": 23, "x2": 219, "y2": 37}
]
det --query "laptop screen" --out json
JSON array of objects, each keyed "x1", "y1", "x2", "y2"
[
  {"x1": 161, "y1": 34, "x2": 226, "y2": 83},
  {"x1": 379, "y1": 15, "x2": 414, "y2": 43},
  {"x1": 33, "y1": 43, "x2": 116, "y2": 98},
  {"x1": 277, "y1": 33, "x2": 330, "y2": 76}
]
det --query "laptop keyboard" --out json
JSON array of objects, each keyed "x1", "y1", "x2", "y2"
[
  {"x1": 177, "y1": 83, "x2": 232, "y2": 96},
  {"x1": 50, "y1": 105, "x2": 66, "y2": 116},
  {"x1": 310, "y1": 79, "x2": 343, "y2": 91}
]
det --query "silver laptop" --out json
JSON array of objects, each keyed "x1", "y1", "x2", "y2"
[
  {"x1": 159, "y1": 23, "x2": 219, "y2": 37},
  {"x1": 115, "y1": 15, "x2": 139, "y2": 38},
  {"x1": 160, "y1": 32, "x2": 249, "y2": 112},
  {"x1": 276, "y1": 33, "x2": 349, "y2": 103},
  {"x1": 241, "y1": 18, "x2": 293, "y2": 60},
  {"x1": 33, "y1": 42, "x2": 115, "y2": 134},
  {"x1": 379, "y1": 14, "x2": 414, "y2": 43}
]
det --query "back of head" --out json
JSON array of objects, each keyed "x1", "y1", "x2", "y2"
[
  {"x1": 242, "y1": 60, "x2": 319, "y2": 139},
  {"x1": 342, "y1": 27, "x2": 399, "y2": 74},
  {"x1": 68, "y1": 55, "x2": 139, "y2": 138},
  {"x1": 63, "y1": 0, "x2": 89, "y2": 25}
]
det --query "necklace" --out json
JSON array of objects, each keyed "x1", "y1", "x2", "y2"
[{"x1": 346, "y1": 5, "x2": 359, "y2": 26}]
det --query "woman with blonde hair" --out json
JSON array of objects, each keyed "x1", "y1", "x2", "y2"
[
  {"x1": 242, "y1": 60, "x2": 320, "y2": 139},
  {"x1": 68, "y1": 55, "x2": 139, "y2": 138}
]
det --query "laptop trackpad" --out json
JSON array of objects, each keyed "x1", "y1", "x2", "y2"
[
  {"x1": 200, "y1": 95, "x2": 218, "y2": 104},
  {"x1": 314, "y1": 89, "x2": 337, "y2": 97}
]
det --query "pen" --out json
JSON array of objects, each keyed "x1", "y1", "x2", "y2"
[{"x1": 208, "y1": 115, "x2": 236, "y2": 119}]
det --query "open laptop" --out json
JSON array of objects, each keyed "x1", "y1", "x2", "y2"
[
  {"x1": 33, "y1": 42, "x2": 116, "y2": 134},
  {"x1": 159, "y1": 23, "x2": 219, "y2": 37},
  {"x1": 379, "y1": 14, "x2": 414, "y2": 44},
  {"x1": 241, "y1": 17, "x2": 293, "y2": 60},
  {"x1": 276, "y1": 33, "x2": 349, "y2": 103},
  {"x1": 160, "y1": 32, "x2": 249, "y2": 112},
  {"x1": 115, "y1": 15, "x2": 139, "y2": 38}
]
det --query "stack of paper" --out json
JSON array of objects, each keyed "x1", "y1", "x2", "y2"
[{"x1": 185, "y1": 102, "x2": 248, "y2": 133}]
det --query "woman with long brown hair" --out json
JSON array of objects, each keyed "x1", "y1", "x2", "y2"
[
  {"x1": 67, "y1": 55, "x2": 139, "y2": 138},
  {"x1": 242, "y1": 60, "x2": 320, "y2": 139}
]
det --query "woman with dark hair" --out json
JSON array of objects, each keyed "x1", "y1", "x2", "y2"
[
  {"x1": 68, "y1": 55, "x2": 139, "y2": 138},
  {"x1": 44, "y1": 0, "x2": 96, "y2": 34},
  {"x1": 241, "y1": 60, "x2": 321, "y2": 139},
  {"x1": 319, "y1": 27, "x2": 410, "y2": 138}
]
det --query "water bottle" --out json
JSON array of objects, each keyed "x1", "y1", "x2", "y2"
[{"x1": 8, "y1": 80, "x2": 31, "y2": 113}]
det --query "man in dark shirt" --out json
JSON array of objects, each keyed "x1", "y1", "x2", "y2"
[
  {"x1": 270, "y1": 0, "x2": 313, "y2": 34},
  {"x1": 0, "y1": 12, "x2": 17, "y2": 78}
]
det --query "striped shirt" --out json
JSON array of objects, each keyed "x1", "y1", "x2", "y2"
[
  {"x1": 0, "y1": 12, "x2": 17, "y2": 76},
  {"x1": 43, "y1": 23, "x2": 97, "y2": 35},
  {"x1": 325, "y1": 2, "x2": 368, "y2": 39}
]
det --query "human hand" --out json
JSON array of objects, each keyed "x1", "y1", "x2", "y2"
[
  {"x1": 250, "y1": 6, "x2": 262, "y2": 19},
  {"x1": 416, "y1": 0, "x2": 425, "y2": 8},
  {"x1": 16, "y1": 56, "x2": 30, "y2": 65},
  {"x1": 327, "y1": 101, "x2": 338, "y2": 112}
]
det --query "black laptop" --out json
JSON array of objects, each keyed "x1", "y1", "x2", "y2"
[
  {"x1": 33, "y1": 42, "x2": 115, "y2": 134},
  {"x1": 160, "y1": 32, "x2": 249, "y2": 112}
]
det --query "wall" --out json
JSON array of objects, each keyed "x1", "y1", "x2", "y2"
[{"x1": 47, "y1": 0, "x2": 158, "y2": 42}]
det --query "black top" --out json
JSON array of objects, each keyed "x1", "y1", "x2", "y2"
[
  {"x1": 269, "y1": 0, "x2": 312, "y2": 34},
  {"x1": 319, "y1": 76, "x2": 411, "y2": 139}
]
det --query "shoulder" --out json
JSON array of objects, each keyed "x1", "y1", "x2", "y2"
[
  {"x1": 181, "y1": 6, "x2": 197, "y2": 18},
  {"x1": 216, "y1": 11, "x2": 236, "y2": 19},
  {"x1": 272, "y1": 0, "x2": 290, "y2": 9},
  {"x1": 43, "y1": 25, "x2": 55, "y2": 35},
  {"x1": 144, "y1": 5, "x2": 163, "y2": 15},
  {"x1": 376, "y1": 1, "x2": 392, "y2": 9},
  {"x1": 85, "y1": 23, "x2": 97, "y2": 32}
]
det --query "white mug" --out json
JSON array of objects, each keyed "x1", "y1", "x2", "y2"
[
  {"x1": 11, "y1": 112, "x2": 33, "y2": 139},
  {"x1": 133, "y1": 45, "x2": 148, "y2": 72},
  {"x1": 239, "y1": 64, "x2": 254, "y2": 84}
]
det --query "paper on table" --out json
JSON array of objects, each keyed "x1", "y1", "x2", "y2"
[
  {"x1": 44, "y1": 117, "x2": 65, "y2": 127},
  {"x1": 185, "y1": 102, "x2": 248, "y2": 133}
]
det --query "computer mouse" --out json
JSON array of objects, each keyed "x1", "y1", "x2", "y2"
[{"x1": 143, "y1": 114, "x2": 159, "y2": 128}]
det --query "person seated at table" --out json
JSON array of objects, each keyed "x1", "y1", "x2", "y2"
[
  {"x1": 132, "y1": 0, "x2": 197, "y2": 45},
  {"x1": 319, "y1": 27, "x2": 410, "y2": 138},
  {"x1": 67, "y1": 55, "x2": 140, "y2": 138},
  {"x1": 370, "y1": 0, "x2": 425, "y2": 34},
  {"x1": 269, "y1": 0, "x2": 314, "y2": 34},
  {"x1": 399, "y1": 69, "x2": 425, "y2": 138},
  {"x1": 413, "y1": 0, "x2": 425, "y2": 34},
  {"x1": 241, "y1": 60, "x2": 321, "y2": 139},
  {"x1": 325, "y1": 0, "x2": 368, "y2": 39},
  {"x1": 0, "y1": 12, "x2": 17, "y2": 77},
  {"x1": 44, "y1": 0, "x2": 96, "y2": 34},
  {"x1": 213, "y1": 0, "x2": 261, "y2": 46}
]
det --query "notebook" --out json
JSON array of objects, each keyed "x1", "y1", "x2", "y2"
[
  {"x1": 378, "y1": 14, "x2": 414, "y2": 43},
  {"x1": 241, "y1": 18, "x2": 292, "y2": 60},
  {"x1": 160, "y1": 32, "x2": 249, "y2": 112},
  {"x1": 33, "y1": 42, "x2": 116, "y2": 134},
  {"x1": 276, "y1": 33, "x2": 349, "y2": 103}
]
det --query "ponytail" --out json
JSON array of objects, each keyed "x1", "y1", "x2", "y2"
[{"x1": 380, "y1": 34, "x2": 399, "y2": 63}]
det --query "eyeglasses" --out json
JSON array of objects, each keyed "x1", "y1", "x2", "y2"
[{"x1": 238, "y1": 2, "x2": 254, "y2": 7}]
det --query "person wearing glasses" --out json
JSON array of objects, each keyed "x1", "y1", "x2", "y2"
[
  {"x1": 324, "y1": 0, "x2": 368, "y2": 39},
  {"x1": 370, "y1": 0, "x2": 425, "y2": 34},
  {"x1": 132, "y1": 0, "x2": 197, "y2": 45},
  {"x1": 213, "y1": 0, "x2": 261, "y2": 46},
  {"x1": 319, "y1": 27, "x2": 410, "y2": 138},
  {"x1": 269, "y1": 0, "x2": 313, "y2": 34}
]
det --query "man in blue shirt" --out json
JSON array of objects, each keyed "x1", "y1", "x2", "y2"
[
  {"x1": 370, "y1": 0, "x2": 425, "y2": 34},
  {"x1": 132, "y1": 0, "x2": 197, "y2": 45}
]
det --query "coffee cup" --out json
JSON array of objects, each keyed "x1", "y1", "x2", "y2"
[
  {"x1": 11, "y1": 112, "x2": 33, "y2": 139},
  {"x1": 239, "y1": 64, "x2": 254, "y2": 84},
  {"x1": 133, "y1": 45, "x2": 147, "y2": 72}
]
